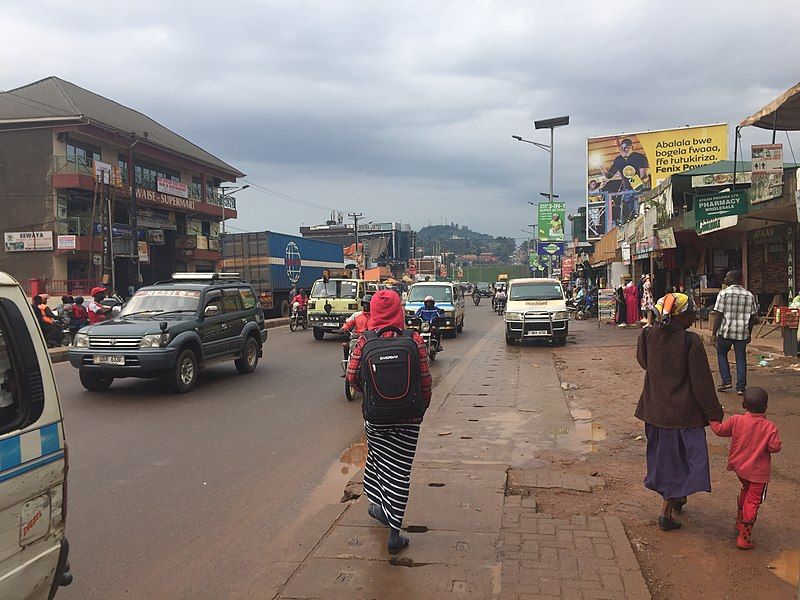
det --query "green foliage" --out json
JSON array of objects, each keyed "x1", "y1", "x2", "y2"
[{"x1": 416, "y1": 225, "x2": 517, "y2": 261}]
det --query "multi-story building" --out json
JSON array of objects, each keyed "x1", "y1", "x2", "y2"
[
  {"x1": 299, "y1": 221, "x2": 413, "y2": 266},
  {"x1": 0, "y1": 76, "x2": 244, "y2": 296}
]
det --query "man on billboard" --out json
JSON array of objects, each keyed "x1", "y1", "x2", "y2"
[{"x1": 601, "y1": 138, "x2": 650, "y2": 192}]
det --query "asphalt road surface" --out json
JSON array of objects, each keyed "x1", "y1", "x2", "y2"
[{"x1": 57, "y1": 302, "x2": 499, "y2": 599}]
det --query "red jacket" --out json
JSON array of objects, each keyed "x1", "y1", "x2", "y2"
[
  {"x1": 710, "y1": 412, "x2": 781, "y2": 483},
  {"x1": 291, "y1": 294, "x2": 307, "y2": 309},
  {"x1": 342, "y1": 311, "x2": 370, "y2": 334}
]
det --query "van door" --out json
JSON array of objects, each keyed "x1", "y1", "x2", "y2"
[{"x1": 0, "y1": 284, "x2": 70, "y2": 599}]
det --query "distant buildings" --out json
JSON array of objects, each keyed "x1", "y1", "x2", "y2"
[{"x1": 300, "y1": 221, "x2": 413, "y2": 267}]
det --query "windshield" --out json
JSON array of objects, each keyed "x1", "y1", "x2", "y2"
[
  {"x1": 477, "y1": 282, "x2": 490, "y2": 290},
  {"x1": 408, "y1": 285, "x2": 452, "y2": 303},
  {"x1": 310, "y1": 279, "x2": 359, "y2": 299},
  {"x1": 120, "y1": 289, "x2": 200, "y2": 317},
  {"x1": 495, "y1": 282, "x2": 507, "y2": 290},
  {"x1": 509, "y1": 283, "x2": 564, "y2": 301}
]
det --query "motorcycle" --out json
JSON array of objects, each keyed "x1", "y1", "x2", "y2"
[
  {"x1": 405, "y1": 316, "x2": 443, "y2": 361},
  {"x1": 495, "y1": 297, "x2": 507, "y2": 316},
  {"x1": 289, "y1": 302, "x2": 307, "y2": 331},
  {"x1": 473, "y1": 293, "x2": 481, "y2": 306},
  {"x1": 341, "y1": 334, "x2": 361, "y2": 401}
]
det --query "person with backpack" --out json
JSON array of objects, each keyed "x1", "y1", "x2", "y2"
[
  {"x1": 635, "y1": 292, "x2": 723, "y2": 531},
  {"x1": 346, "y1": 289, "x2": 432, "y2": 554}
]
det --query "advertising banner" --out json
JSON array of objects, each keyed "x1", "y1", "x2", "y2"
[
  {"x1": 57, "y1": 235, "x2": 77, "y2": 250},
  {"x1": 695, "y1": 190, "x2": 748, "y2": 222},
  {"x1": 587, "y1": 201, "x2": 605, "y2": 239},
  {"x1": 752, "y1": 144, "x2": 783, "y2": 174},
  {"x1": 137, "y1": 207, "x2": 176, "y2": 230},
  {"x1": 587, "y1": 124, "x2": 728, "y2": 239},
  {"x1": 137, "y1": 241, "x2": 149, "y2": 263},
  {"x1": 598, "y1": 289, "x2": 616, "y2": 322},
  {"x1": 697, "y1": 215, "x2": 739, "y2": 236},
  {"x1": 691, "y1": 171, "x2": 751, "y2": 188},
  {"x1": 4, "y1": 231, "x2": 53, "y2": 252},
  {"x1": 537, "y1": 202, "x2": 566, "y2": 241},
  {"x1": 529, "y1": 252, "x2": 541, "y2": 268},
  {"x1": 656, "y1": 227, "x2": 676, "y2": 249},
  {"x1": 94, "y1": 160, "x2": 113, "y2": 184},
  {"x1": 537, "y1": 241, "x2": 565, "y2": 256},
  {"x1": 157, "y1": 177, "x2": 189, "y2": 199}
]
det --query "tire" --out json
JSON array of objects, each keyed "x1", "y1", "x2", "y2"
[
  {"x1": 505, "y1": 334, "x2": 514, "y2": 346},
  {"x1": 429, "y1": 349, "x2": 437, "y2": 361},
  {"x1": 289, "y1": 317, "x2": 298, "y2": 332},
  {"x1": 553, "y1": 336, "x2": 567, "y2": 347},
  {"x1": 235, "y1": 336, "x2": 260, "y2": 374},
  {"x1": 313, "y1": 327, "x2": 325, "y2": 340},
  {"x1": 345, "y1": 380, "x2": 359, "y2": 401},
  {"x1": 301, "y1": 319, "x2": 307, "y2": 330},
  {"x1": 457, "y1": 317, "x2": 464, "y2": 333},
  {"x1": 166, "y1": 348, "x2": 198, "y2": 393},
  {"x1": 79, "y1": 370, "x2": 113, "y2": 392},
  {"x1": 61, "y1": 332, "x2": 73, "y2": 347},
  {"x1": 280, "y1": 300, "x2": 290, "y2": 317}
]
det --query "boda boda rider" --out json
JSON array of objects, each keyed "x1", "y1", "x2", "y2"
[
  {"x1": 338, "y1": 294, "x2": 373, "y2": 352},
  {"x1": 291, "y1": 289, "x2": 308, "y2": 316},
  {"x1": 415, "y1": 295, "x2": 445, "y2": 349}
]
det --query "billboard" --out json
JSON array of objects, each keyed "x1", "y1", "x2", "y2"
[
  {"x1": 537, "y1": 202, "x2": 566, "y2": 241},
  {"x1": 4, "y1": 231, "x2": 53, "y2": 252},
  {"x1": 586, "y1": 124, "x2": 728, "y2": 240}
]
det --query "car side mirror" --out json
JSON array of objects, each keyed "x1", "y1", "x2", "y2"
[{"x1": 204, "y1": 305, "x2": 220, "y2": 317}]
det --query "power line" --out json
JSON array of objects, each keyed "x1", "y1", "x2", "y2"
[{"x1": 240, "y1": 179, "x2": 351, "y2": 214}]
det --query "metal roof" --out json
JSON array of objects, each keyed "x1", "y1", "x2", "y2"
[
  {"x1": 0, "y1": 76, "x2": 243, "y2": 177},
  {"x1": 740, "y1": 82, "x2": 800, "y2": 131}
]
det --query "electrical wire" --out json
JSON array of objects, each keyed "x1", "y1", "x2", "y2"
[{"x1": 240, "y1": 179, "x2": 353, "y2": 214}]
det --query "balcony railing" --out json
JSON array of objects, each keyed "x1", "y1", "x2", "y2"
[{"x1": 53, "y1": 155, "x2": 94, "y2": 176}]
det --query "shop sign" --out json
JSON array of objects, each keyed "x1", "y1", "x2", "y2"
[
  {"x1": 697, "y1": 215, "x2": 738, "y2": 236},
  {"x1": 695, "y1": 190, "x2": 748, "y2": 222},
  {"x1": 752, "y1": 144, "x2": 783, "y2": 175},
  {"x1": 148, "y1": 229, "x2": 165, "y2": 245},
  {"x1": 157, "y1": 177, "x2": 189, "y2": 199},
  {"x1": 4, "y1": 231, "x2": 53, "y2": 252},
  {"x1": 621, "y1": 242, "x2": 631, "y2": 265},
  {"x1": 561, "y1": 257, "x2": 575, "y2": 278},
  {"x1": 634, "y1": 237, "x2": 654, "y2": 257},
  {"x1": 135, "y1": 186, "x2": 197, "y2": 211},
  {"x1": 137, "y1": 241, "x2": 149, "y2": 263},
  {"x1": 691, "y1": 171, "x2": 751, "y2": 188},
  {"x1": 137, "y1": 207, "x2": 177, "y2": 230},
  {"x1": 537, "y1": 241, "x2": 564, "y2": 256},
  {"x1": 94, "y1": 160, "x2": 113, "y2": 184},
  {"x1": 537, "y1": 202, "x2": 566, "y2": 241},
  {"x1": 656, "y1": 227, "x2": 676, "y2": 249},
  {"x1": 747, "y1": 224, "x2": 787, "y2": 244},
  {"x1": 598, "y1": 289, "x2": 616, "y2": 321},
  {"x1": 750, "y1": 172, "x2": 782, "y2": 204},
  {"x1": 57, "y1": 235, "x2": 77, "y2": 250}
]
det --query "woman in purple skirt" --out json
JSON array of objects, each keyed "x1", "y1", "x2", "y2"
[{"x1": 635, "y1": 293, "x2": 723, "y2": 530}]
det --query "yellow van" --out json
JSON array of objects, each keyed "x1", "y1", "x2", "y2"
[
  {"x1": 307, "y1": 278, "x2": 366, "y2": 340},
  {"x1": 0, "y1": 273, "x2": 72, "y2": 598}
]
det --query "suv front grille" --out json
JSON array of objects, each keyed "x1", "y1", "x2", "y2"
[{"x1": 89, "y1": 336, "x2": 142, "y2": 349}]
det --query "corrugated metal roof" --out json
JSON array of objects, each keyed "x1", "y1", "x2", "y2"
[{"x1": 0, "y1": 76, "x2": 243, "y2": 177}]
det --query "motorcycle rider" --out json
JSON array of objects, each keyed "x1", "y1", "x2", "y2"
[
  {"x1": 416, "y1": 295, "x2": 445, "y2": 323},
  {"x1": 338, "y1": 294, "x2": 373, "y2": 359},
  {"x1": 87, "y1": 286, "x2": 112, "y2": 324},
  {"x1": 494, "y1": 286, "x2": 508, "y2": 313},
  {"x1": 291, "y1": 288, "x2": 308, "y2": 320}
]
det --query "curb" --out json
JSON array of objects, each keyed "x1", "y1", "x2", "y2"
[{"x1": 47, "y1": 317, "x2": 291, "y2": 365}]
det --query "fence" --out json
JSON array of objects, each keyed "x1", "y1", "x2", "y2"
[{"x1": 23, "y1": 279, "x2": 99, "y2": 299}]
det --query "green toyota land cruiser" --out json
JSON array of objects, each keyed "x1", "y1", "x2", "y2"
[{"x1": 68, "y1": 273, "x2": 268, "y2": 393}]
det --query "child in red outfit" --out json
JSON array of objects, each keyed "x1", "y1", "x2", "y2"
[{"x1": 709, "y1": 387, "x2": 781, "y2": 550}]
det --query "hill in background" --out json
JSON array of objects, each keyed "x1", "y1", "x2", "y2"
[{"x1": 416, "y1": 224, "x2": 516, "y2": 261}]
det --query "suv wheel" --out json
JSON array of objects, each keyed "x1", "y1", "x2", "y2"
[
  {"x1": 313, "y1": 327, "x2": 325, "y2": 340},
  {"x1": 235, "y1": 336, "x2": 259, "y2": 374},
  {"x1": 167, "y1": 349, "x2": 198, "y2": 393},
  {"x1": 457, "y1": 317, "x2": 464, "y2": 333},
  {"x1": 79, "y1": 370, "x2": 113, "y2": 392}
]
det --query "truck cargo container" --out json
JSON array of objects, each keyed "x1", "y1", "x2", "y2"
[{"x1": 220, "y1": 231, "x2": 345, "y2": 317}]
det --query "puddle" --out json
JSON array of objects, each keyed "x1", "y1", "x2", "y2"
[
  {"x1": 769, "y1": 549, "x2": 800, "y2": 587},
  {"x1": 556, "y1": 408, "x2": 608, "y2": 453}
]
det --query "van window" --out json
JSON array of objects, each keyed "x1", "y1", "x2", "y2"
[
  {"x1": 0, "y1": 299, "x2": 45, "y2": 435},
  {"x1": 509, "y1": 283, "x2": 564, "y2": 301}
]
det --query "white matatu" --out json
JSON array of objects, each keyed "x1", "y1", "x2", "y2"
[{"x1": 503, "y1": 278, "x2": 569, "y2": 346}]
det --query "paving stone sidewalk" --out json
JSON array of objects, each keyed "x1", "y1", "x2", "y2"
[{"x1": 271, "y1": 321, "x2": 651, "y2": 599}]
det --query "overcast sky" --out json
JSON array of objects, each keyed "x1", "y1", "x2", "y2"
[{"x1": 3, "y1": 1, "x2": 799, "y2": 240}]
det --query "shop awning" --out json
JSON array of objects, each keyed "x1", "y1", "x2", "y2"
[{"x1": 739, "y1": 81, "x2": 800, "y2": 130}]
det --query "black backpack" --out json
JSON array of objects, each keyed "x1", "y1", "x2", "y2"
[{"x1": 360, "y1": 326, "x2": 425, "y2": 424}]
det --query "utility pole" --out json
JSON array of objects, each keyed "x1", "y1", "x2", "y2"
[{"x1": 348, "y1": 212, "x2": 363, "y2": 278}]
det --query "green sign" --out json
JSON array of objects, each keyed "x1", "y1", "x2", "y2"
[
  {"x1": 695, "y1": 190, "x2": 748, "y2": 222},
  {"x1": 529, "y1": 252, "x2": 541, "y2": 268},
  {"x1": 538, "y1": 201, "x2": 566, "y2": 241}
]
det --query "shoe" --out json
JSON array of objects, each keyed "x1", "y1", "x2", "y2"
[
  {"x1": 737, "y1": 390, "x2": 745, "y2": 396},
  {"x1": 387, "y1": 530, "x2": 410, "y2": 554},
  {"x1": 673, "y1": 497, "x2": 687, "y2": 513},
  {"x1": 737, "y1": 520, "x2": 755, "y2": 549},
  {"x1": 368, "y1": 503, "x2": 390, "y2": 527},
  {"x1": 717, "y1": 383, "x2": 733, "y2": 392},
  {"x1": 658, "y1": 516, "x2": 682, "y2": 531}
]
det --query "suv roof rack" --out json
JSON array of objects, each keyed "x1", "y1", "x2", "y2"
[{"x1": 170, "y1": 272, "x2": 241, "y2": 282}]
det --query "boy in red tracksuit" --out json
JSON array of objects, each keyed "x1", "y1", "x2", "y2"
[{"x1": 709, "y1": 387, "x2": 781, "y2": 550}]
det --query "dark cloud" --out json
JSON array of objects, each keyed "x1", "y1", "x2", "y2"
[{"x1": 2, "y1": 1, "x2": 799, "y2": 237}]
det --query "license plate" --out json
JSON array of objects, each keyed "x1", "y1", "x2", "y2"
[
  {"x1": 525, "y1": 330, "x2": 548, "y2": 336},
  {"x1": 325, "y1": 323, "x2": 338, "y2": 328},
  {"x1": 93, "y1": 355, "x2": 125, "y2": 365}
]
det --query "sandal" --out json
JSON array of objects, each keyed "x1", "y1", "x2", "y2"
[
  {"x1": 673, "y1": 497, "x2": 687, "y2": 513},
  {"x1": 658, "y1": 516, "x2": 682, "y2": 531}
]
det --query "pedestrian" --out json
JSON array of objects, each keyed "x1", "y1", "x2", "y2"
[
  {"x1": 636, "y1": 292, "x2": 723, "y2": 531},
  {"x1": 709, "y1": 387, "x2": 781, "y2": 550},
  {"x1": 711, "y1": 270, "x2": 759, "y2": 395},
  {"x1": 87, "y1": 286, "x2": 111, "y2": 324},
  {"x1": 346, "y1": 289, "x2": 432, "y2": 554}
]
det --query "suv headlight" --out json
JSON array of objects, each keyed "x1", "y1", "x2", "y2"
[
  {"x1": 140, "y1": 333, "x2": 170, "y2": 348},
  {"x1": 73, "y1": 333, "x2": 89, "y2": 347},
  {"x1": 553, "y1": 311, "x2": 569, "y2": 320},
  {"x1": 505, "y1": 312, "x2": 523, "y2": 321}
]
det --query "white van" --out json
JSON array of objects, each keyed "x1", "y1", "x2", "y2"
[
  {"x1": 504, "y1": 278, "x2": 569, "y2": 346},
  {"x1": 0, "y1": 273, "x2": 72, "y2": 599}
]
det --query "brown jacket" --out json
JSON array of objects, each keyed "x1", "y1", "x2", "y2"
[{"x1": 635, "y1": 322, "x2": 723, "y2": 429}]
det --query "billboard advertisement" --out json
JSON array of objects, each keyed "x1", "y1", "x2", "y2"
[
  {"x1": 586, "y1": 124, "x2": 728, "y2": 240},
  {"x1": 4, "y1": 231, "x2": 53, "y2": 252},
  {"x1": 537, "y1": 201, "x2": 566, "y2": 241}
]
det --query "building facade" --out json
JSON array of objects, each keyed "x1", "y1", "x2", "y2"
[
  {"x1": 0, "y1": 77, "x2": 244, "y2": 297},
  {"x1": 300, "y1": 222, "x2": 413, "y2": 265}
]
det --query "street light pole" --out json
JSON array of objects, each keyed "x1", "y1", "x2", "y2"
[{"x1": 219, "y1": 184, "x2": 249, "y2": 235}]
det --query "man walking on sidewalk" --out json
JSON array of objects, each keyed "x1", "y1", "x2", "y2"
[{"x1": 711, "y1": 270, "x2": 759, "y2": 396}]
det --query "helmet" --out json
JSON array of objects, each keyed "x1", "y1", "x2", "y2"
[
  {"x1": 361, "y1": 294, "x2": 373, "y2": 312},
  {"x1": 424, "y1": 295, "x2": 435, "y2": 307}
]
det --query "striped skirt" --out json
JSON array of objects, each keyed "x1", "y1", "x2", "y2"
[{"x1": 363, "y1": 421, "x2": 421, "y2": 531}]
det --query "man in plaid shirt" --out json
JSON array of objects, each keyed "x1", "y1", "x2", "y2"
[{"x1": 711, "y1": 270, "x2": 759, "y2": 395}]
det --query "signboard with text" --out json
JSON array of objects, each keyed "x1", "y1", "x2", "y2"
[
  {"x1": 751, "y1": 144, "x2": 783, "y2": 174},
  {"x1": 4, "y1": 231, "x2": 53, "y2": 252},
  {"x1": 537, "y1": 241, "x2": 565, "y2": 256},
  {"x1": 695, "y1": 190, "x2": 748, "y2": 222},
  {"x1": 537, "y1": 202, "x2": 566, "y2": 241},
  {"x1": 587, "y1": 123, "x2": 728, "y2": 239},
  {"x1": 57, "y1": 235, "x2": 77, "y2": 250},
  {"x1": 157, "y1": 177, "x2": 189, "y2": 199}
]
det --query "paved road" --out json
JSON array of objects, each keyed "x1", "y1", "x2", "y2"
[{"x1": 57, "y1": 302, "x2": 499, "y2": 599}]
